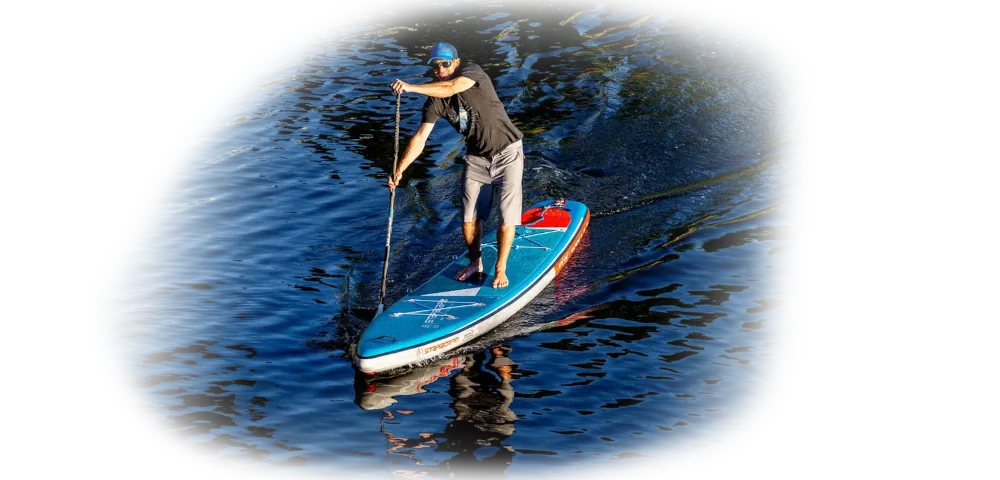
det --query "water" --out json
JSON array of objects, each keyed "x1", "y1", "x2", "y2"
[{"x1": 115, "y1": 3, "x2": 789, "y2": 478}]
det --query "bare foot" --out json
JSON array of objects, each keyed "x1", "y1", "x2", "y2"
[
  {"x1": 492, "y1": 270, "x2": 509, "y2": 288},
  {"x1": 455, "y1": 261, "x2": 483, "y2": 281}
]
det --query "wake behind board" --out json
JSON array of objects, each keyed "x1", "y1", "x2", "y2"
[{"x1": 355, "y1": 199, "x2": 589, "y2": 374}]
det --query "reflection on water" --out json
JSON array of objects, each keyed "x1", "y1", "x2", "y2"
[
  {"x1": 362, "y1": 346, "x2": 520, "y2": 478},
  {"x1": 356, "y1": 355, "x2": 470, "y2": 411},
  {"x1": 448, "y1": 346, "x2": 518, "y2": 438}
]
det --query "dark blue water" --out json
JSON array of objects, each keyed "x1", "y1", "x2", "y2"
[{"x1": 115, "y1": 4, "x2": 789, "y2": 478}]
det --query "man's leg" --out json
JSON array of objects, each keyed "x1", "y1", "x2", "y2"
[
  {"x1": 458, "y1": 157, "x2": 493, "y2": 282},
  {"x1": 493, "y1": 224, "x2": 515, "y2": 288},
  {"x1": 456, "y1": 219, "x2": 484, "y2": 281},
  {"x1": 491, "y1": 141, "x2": 524, "y2": 289}
]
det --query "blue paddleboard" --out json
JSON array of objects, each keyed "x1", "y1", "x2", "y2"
[{"x1": 355, "y1": 199, "x2": 590, "y2": 374}]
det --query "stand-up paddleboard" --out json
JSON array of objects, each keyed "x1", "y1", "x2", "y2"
[{"x1": 355, "y1": 199, "x2": 589, "y2": 374}]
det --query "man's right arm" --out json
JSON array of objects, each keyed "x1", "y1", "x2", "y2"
[{"x1": 389, "y1": 122, "x2": 435, "y2": 190}]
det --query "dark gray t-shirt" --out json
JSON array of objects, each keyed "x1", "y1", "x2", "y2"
[{"x1": 421, "y1": 62, "x2": 523, "y2": 158}]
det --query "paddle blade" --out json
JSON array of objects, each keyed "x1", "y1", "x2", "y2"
[{"x1": 375, "y1": 303, "x2": 384, "y2": 317}]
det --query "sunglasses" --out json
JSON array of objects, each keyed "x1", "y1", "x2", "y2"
[{"x1": 430, "y1": 60, "x2": 454, "y2": 70}]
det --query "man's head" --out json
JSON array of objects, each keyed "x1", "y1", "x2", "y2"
[{"x1": 428, "y1": 42, "x2": 460, "y2": 80}]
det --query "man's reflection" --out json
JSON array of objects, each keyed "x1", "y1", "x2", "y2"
[
  {"x1": 430, "y1": 345, "x2": 518, "y2": 477},
  {"x1": 356, "y1": 345, "x2": 520, "y2": 478}
]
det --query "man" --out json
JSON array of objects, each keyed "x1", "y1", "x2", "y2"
[{"x1": 389, "y1": 42, "x2": 524, "y2": 289}]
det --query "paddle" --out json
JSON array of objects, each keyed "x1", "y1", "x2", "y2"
[{"x1": 376, "y1": 93, "x2": 402, "y2": 316}]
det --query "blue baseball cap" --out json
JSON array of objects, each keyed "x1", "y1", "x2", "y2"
[{"x1": 427, "y1": 42, "x2": 458, "y2": 64}]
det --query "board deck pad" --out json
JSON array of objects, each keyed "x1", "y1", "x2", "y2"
[{"x1": 356, "y1": 199, "x2": 589, "y2": 374}]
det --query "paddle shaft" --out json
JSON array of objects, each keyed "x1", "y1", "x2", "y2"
[{"x1": 377, "y1": 93, "x2": 401, "y2": 312}]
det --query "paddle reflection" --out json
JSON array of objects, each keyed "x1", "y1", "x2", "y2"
[{"x1": 357, "y1": 345, "x2": 520, "y2": 478}]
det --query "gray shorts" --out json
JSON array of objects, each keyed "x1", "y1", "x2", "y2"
[{"x1": 462, "y1": 140, "x2": 524, "y2": 226}]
